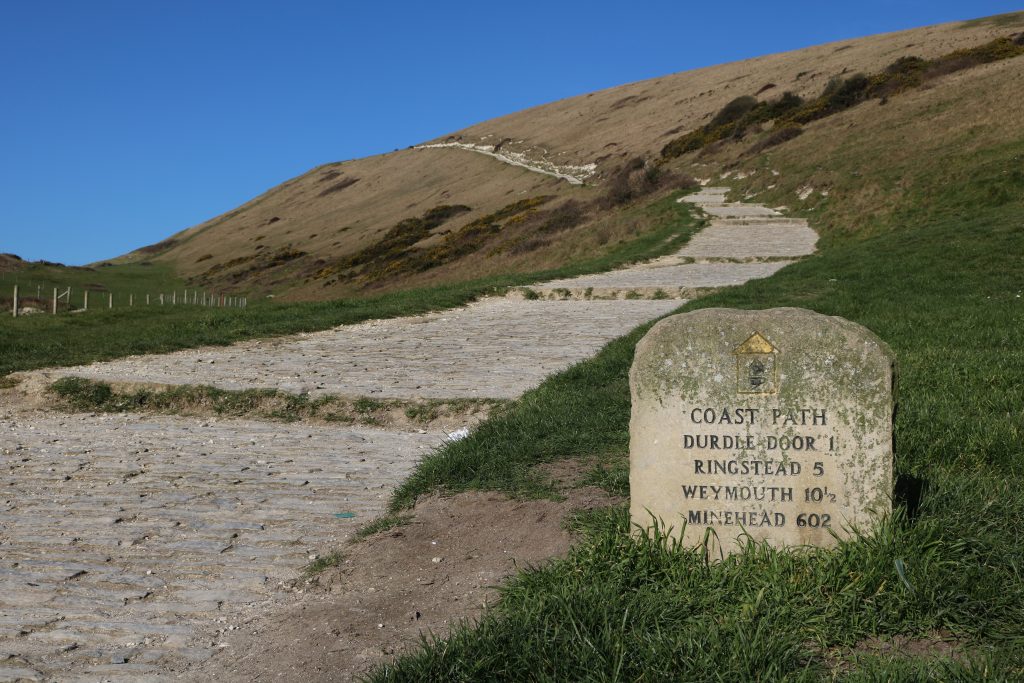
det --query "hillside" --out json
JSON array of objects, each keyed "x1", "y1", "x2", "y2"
[
  {"x1": 115, "y1": 13, "x2": 1024, "y2": 301},
  {"x1": 6, "y1": 11, "x2": 1024, "y2": 680}
]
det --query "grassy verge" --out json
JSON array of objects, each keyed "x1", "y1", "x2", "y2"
[
  {"x1": 47, "y1": 377, "x2": 505, "y2": 427},
  {"x1": 0, "y1": 193, "x2": 702, "y2": 377},
  {"x1": 371, "y1": 157, "x2": 1024, "y2": 677},
  {"x1": 301, "y1": 551, "x2": 346, "y2": 579}
]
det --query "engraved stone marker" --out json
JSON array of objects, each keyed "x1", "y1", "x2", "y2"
[{"x1": 629, "y1": 308, "x2": 894, "y2": 556}]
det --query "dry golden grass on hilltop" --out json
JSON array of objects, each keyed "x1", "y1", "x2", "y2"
[{"x1": 115, "y1": 13, "x2": 1023, "y2": 301}]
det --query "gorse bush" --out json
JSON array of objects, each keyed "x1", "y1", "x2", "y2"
[
  {"x1": 661, "y1": 35, "x2": 1024, "y2": 159},
  {"x1": 313, "y1": 203, "x2": 474, "y2": 282},
  {"x1": 708, "y1": 95, "x2": 759, "y2": 127},
  {"x1": 598, "y1": 157, "x2": 695, "y2": 209},
  {"x1": 661, "y1": 91, "x2": 805, "y2": 158}
]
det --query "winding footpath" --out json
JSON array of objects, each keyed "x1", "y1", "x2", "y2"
[{"x1": 0, "y1": 188, "x2": 815, "y2": 681}]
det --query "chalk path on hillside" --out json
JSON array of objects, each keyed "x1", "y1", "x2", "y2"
[
  {"x1": 413, "y1": 142, "x2": 597, "y2": 185},
  {"x1": 33, "y1": 188, "x2": 816, "y2": 399},
  {"x1": 1, "y1": 188, "x2": 816, "y2": 680}
]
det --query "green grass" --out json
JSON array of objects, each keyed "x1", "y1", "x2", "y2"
[
  {"x1": 301, "y1": 551, "x2": 346, "y2": 579},
  {"x1": 0, "y1": 193, "x2": 702, "y2": 377},
  {"x1": 0, "y1": 261, "x2": 187, "y2": 308},
  {"x1": 47, "y1": 377, "x2": 505, "y2": 425},
  {"x1": 371, "y1": 149, "x2": 1024, "y2": 679},
  {"x1": 372, "y1": 508, "x2": 1023, "y2": 681}
]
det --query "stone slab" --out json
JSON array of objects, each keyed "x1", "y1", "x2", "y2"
[
  {"x1": 699, "y1": 203, "x2": 782, "y2": 218},
  {"x1": 531, "y1": 261, "x2": 791, "y2": 291},
  {"x1": 678, "y1": 221, "x2": 818, "y2": 259},
  {"x1": 629, "y1": 307, "x2": 894, "y2": 556}
]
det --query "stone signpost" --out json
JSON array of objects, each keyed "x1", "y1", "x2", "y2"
[{"x1": 629, "y1": 308, "x2": 894, "y2": 557}]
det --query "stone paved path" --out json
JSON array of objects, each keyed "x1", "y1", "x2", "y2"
[
  {"x1": 1, "y1": 187, "x2": 815, "y2": 680},
  {"x1": 0, "y1": 414, "x2": 440, "y2": 682},
  {"x1": 33, "y1": 300, "x2": 680, "y2": 400},
  {"x1": 531, "y1": 187, "x2": 816, "y2": 297}
]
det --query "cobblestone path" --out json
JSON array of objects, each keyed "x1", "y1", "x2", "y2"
[
  {"x1": 1, "y1": 188, "x2": 816, "y2": 680},
  {"x1": 31, "y1": 300, "x2": 681, "y2": 400}
]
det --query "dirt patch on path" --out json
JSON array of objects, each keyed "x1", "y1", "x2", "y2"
[{"x1": 187, "y1": 482, "x2": 621, "y2": 682}]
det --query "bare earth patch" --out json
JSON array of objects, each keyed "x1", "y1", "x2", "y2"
[
  {"x1": 824, "y1": 631, "x2": 966, "y2": 675},
  {"x1": 187, "y1": 483, "x2": 621, "y2": 682}
]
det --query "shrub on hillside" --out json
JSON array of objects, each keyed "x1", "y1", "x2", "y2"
[
  {"x1": 598, "y1": 158, "x2": 690, "y2": 209},
  {"x1": 660, "y1": 34, "x2": 1024, "y2": 160},
  {"x1": 746, "y1": 123, "x2": 804, "y2": 154},
  {"x1": 708, "y1": 96, "x2": 759, "y2": 128},
  {"x1": 758, "y1": 91, "x2": 804, "y2": 120},
  {"x1": 661, "y1": 92, "x2": 802, "y2": 159},
  {"x1": 537, "y1": 200, "x2": 585, "y2": 234},
  {"x1": 823, "y1": 73, "x2": 870, "y2": 110},
  {"x1": 317, "y1": 176, "x2": 359, "y2": 197}
]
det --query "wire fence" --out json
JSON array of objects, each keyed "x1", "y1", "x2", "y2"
[{"x1": 5, "y1": 284, "x2": 247, "y2": 318}]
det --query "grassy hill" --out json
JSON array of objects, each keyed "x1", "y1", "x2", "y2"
[
  {"x1": 3, "y1": 10, "x2": 1023, "y2": 679},
  {"x1": 103, "y1": 13, "x2": 1021, "y2": 304},
  {"x1": 5, "y1": 12, "x2": 1020, "y2": 382}
]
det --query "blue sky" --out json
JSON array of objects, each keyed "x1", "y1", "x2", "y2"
[{"x1": 1, "y1": 1, "x2": 1019, "y2": 265}]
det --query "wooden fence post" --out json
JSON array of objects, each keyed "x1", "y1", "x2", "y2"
[
  {"x1": 53, "y1": 287, "x2": 57, "y2": 315},
  {"x1": 159, "y1": 293, "x2": 164, "y2": 305},
  {"x1": 129, "y1": 293, "x2": 134, "y2": 307},
  {"x1": 84, "y1": 290, "x2": 89, "y2": 311},
  {"x1": 12, "y1": 284, "x2": 18, "y2": 317},
  {"x1": 146, "y1": 293, "x2": 150, "y2": 305},
  {"x1": 108, "y1": 292, "x2": 113, "y2": 309}
]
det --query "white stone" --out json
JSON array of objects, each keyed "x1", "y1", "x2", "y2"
[{"x1": 630, "y1": 308, "x2": 894, "y2": 557}]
